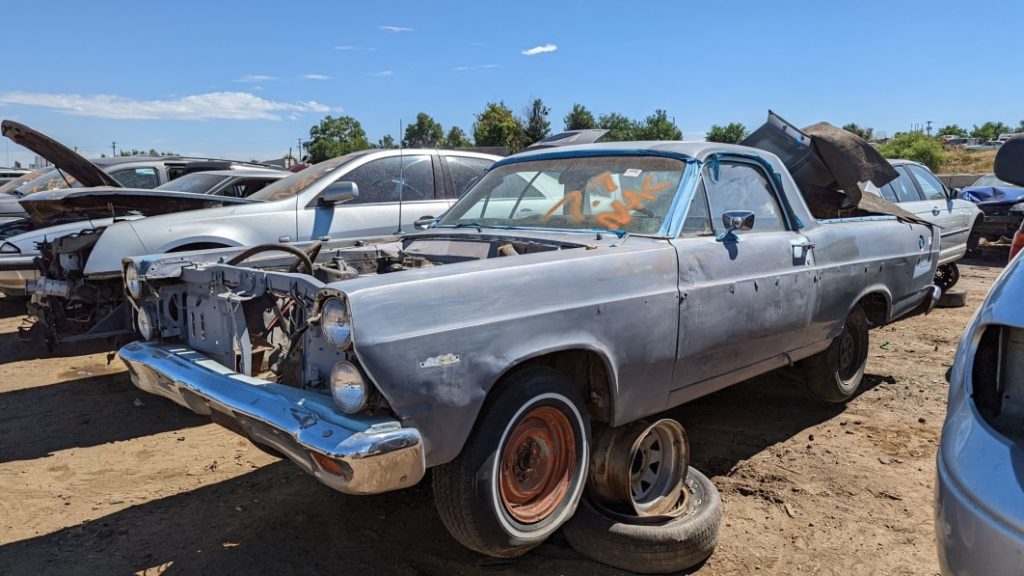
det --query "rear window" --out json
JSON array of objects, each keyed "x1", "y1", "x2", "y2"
[{"x1": 157, "y1": 172, "x2": 227, "y2": 194}]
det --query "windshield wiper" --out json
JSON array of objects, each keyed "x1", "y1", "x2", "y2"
[{"x1": 441, "y1": 222, "x2": 517, "y2": 232}]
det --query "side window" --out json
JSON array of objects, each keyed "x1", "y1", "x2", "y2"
[
  {"x1": 341, "y1": 155, "x2": 435, "y2": 204},
  {"x1": 111, "y1": 167, "x2": 160, "y2": 188},
  {"x1": 878, "y1": 183, "x2": 899, "y2": 203},
  {"x1": 907, "y1": 164, "x2": 947, "y2": 201},
  {"x1": 890, "y1": 167, "x2": 923, "y2": 203},
  {"x1": 703, "y1": 162, "x2": 785, "y2": 233},
  {"x1": 679, "y1": 181, "x2": 713, "y2": 237},
  {"x1": 445, "y1": 156, "x2": 493, "y2": 199},
  {"x1": 223, "y1": 178, "x2": 276, "y2": 198}
]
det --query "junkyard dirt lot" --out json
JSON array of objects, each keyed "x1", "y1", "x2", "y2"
[{"x1": 0, "y1": 261, "x2": 1005, "y2": 575}]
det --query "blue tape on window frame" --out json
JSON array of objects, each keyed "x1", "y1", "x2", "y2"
[{"x1": 659, "y1": 160, "x2": 701, "y2": 238}]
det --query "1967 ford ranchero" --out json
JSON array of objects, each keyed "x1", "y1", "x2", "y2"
[{"x1": 118, "y1": 136, "x2": 940, "y2": 562}]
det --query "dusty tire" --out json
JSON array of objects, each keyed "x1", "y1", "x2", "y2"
[
  {"x1": 563, "y1": 467, "x2": 722, "y2": 574},
  {"x1": 803, "y1": 306, "x2": 869, "y2": 403},
  {"x1": 937, "y1": 289, "x2": 967, "y2": 308},
  {"x1": 432, "y1": 366, "x2": 590, "y2": 558}
]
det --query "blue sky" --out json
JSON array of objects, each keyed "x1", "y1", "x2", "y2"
[{"x1": 2, "y1": 0, "x2": 1021, "y2": 167}]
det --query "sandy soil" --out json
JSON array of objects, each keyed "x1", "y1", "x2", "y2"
[{"x1": 0, "y1": 259, "x2": 1007, "y2": 576}]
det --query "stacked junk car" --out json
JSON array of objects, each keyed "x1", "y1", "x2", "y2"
[{"x1": 75, "y1": 110, "x2": 952, "y2": 573}]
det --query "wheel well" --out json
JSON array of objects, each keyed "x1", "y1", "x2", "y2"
[
  {"x1": 857, "y1": 292, "x2": 889, "y2": 327},
  {"x1": 168, "y1": 242, "x2": 230, "y2": 253},
  {"x1": 514, "y1": 349, "x2": 614, "y2": 423}
]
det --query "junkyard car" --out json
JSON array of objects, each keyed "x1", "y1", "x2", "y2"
[
  {"x1": 19, "y1": 146, "x2": 498, "y2": 346},
  {"x1": 865, "y1": 159, "x2": 981, "y2": 290},
  {"x1": 119, "y1": 127, "x2": 941, "y2": 559},
  {"x1": 0, "y1": 167, "x2": 30, "y2": 185},
  {"x1": 961, "y1": 172, "x2": 1024, "y2": 250},
  {"x1": 935, "y1": 135, "x2": 1024, "y2": 575}
]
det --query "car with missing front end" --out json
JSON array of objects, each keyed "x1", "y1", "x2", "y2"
[{"x1": 117, "y1": 114, "x2": 941, "y2": 572}]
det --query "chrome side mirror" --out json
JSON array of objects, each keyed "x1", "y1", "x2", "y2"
[
  {"x1": 321, "y1": 181, "x2": 359, "y2": 205},
  {"x1": 414, "y1": 215, "x2": 436, "y2": 229},
  {"x1": 717, "y1": 210, "x2": 755, "y2": 242}
]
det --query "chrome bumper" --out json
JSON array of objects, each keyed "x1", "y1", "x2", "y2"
[
  {"x1": 118, "y1": 341, "x2": 425, "y2": 495},
  {"x1": 0, "y1": 255, "x2": 37, "y2": 293}
]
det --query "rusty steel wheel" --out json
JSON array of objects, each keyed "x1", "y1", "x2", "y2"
[
  {"x1": 433, "y1": 366, "x2": 590, "y2": 558},
  {"x1": 588, "y1": 419, "x2": 689, "y2": 517},
  {"x1": 498, "y1": 405, "x2": 577, "y2": 523}
]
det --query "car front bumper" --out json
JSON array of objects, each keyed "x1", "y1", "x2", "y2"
[
  {"x1": 119, "y1": 341, "x2": 426, "y2": 495},
  {"x1": 0, "y1": 255, "x2": 37, "y2": 293},
  {"x1": 935, "y1": 388, "x2": 1024, "y2": 575}
]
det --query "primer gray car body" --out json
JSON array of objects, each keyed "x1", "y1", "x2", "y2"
[{"x1": 119, "y1": 141, "x2": 941, "y2": 496}]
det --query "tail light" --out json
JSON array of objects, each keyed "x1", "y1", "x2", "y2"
[
  {"x1": 1010, "y1": 228, "x2": 1024, "y2": 262},
  {"x1": 972, "y1": 325, "x2": 1024, "y2": 443}
]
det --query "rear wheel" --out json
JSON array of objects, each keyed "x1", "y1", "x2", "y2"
[
  {"x1": 803, "y1": 306, "x2": 869, "y2": 403},
  {"x1": 432, "y1": 366, "x2": 590, "y2": 558},
  {"x1": 935, "y1": 263, "x2": 960, "y2": 292}
]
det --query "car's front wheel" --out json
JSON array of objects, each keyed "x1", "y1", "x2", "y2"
[{"x1": 432, "y1": 366, "x2": 590, "y2": 557}]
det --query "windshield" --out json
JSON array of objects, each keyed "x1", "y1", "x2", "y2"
[
  {"x1": 0, "y1": 169, "x2": 44, "y2": 194},
  {"x1": 247, "y1": 152, "x2": 369, "y2": 202},
  {"x1": 12, "y1": 168, "x2": 80, "y2": 196},
  {"x1": 156, "y1": 172, "x2": 228, "y2": 194},
  {"x1": 438, "y1": 155, "x2": 686, "y2": 234},
  {"x1": 973, "y1": 174, "x2": 1017, "y2": 188}
]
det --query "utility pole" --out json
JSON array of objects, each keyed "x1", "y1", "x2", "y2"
[
  {"x1": 111, "y1": 141, "x2": 117, "y2": 156},
  {"x1": 297, "y1": 138, "x2": 304, "y2": 161},
  {"x1": 926, "y1": 120, "x2": 933, "y2": 137}
]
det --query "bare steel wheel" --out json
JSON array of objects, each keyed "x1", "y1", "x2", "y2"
[
  {"x1": 934, "y1": 263, "x2": 960, "y2": 292},
  {"x1": 432, "y1": 366, "x2": 590, "y2": 558},
  {"x1": 589, "y1": 419, "x2": 688, "y2": 516},
  {"x1": 499, "y1": 406, "x2": 577, "y2": 523},
  {"x1": 803, "y1": 305, "x2": 869, "y2": 403}
]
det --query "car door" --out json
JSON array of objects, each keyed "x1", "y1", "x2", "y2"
[
  {"x1": 904, "y1": 163, "x2": 969, "y2": 258},
  {"x1": 668, "y1": 158, "x2": 816, "y2": 390},
  {"x1": 296, "y1": 153, "x2": 449, "y2": 240}
]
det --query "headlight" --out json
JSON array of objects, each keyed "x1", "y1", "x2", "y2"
[
  {"x1": 1010, "y1": 202, "x2": 1024, "y2": 213},
  {"x1": 331, "y1": 361, "x2": 367, "y2": 413},
  {"x1": 137, "y1": 306, "x2": 154, "y2": 340},
  {"x1": 124, "y1": 262, "x2": 142, "y2": 299},
  {"x1": 321, "y1": 297, "x2": 352, "y2": 349},
  {"x1": 0, "y1": 241, "x2": 19, "y2": 254}
]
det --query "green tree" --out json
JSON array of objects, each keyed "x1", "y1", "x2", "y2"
[
  {"x1": 523, "y1": 98, "x2": 551, "y2": 144},
  {"x1": 375, "y1": 134, "x2": 397, "y2": 149},
  {"x1": 937, "y1": 124, "x2": 968, "y2": 138},
  {"x1": 970, "y1": 121, "x2": 1012, "y2": 140},
  {"x1": 444, "y1": 126, "x2": 472, "y2": 148},
  {"x1": 306, "y1": 115, "x2": 370, "y2": 162},
  {"x1": 705, "y1": 122, "x2": 749, "y2": 144},
  {"x1": 1016, "y1": 120, "x2": 1024, "y2": 134},
  {"x1": 473, "y1": 101, "x2": 528, "y2": 152},
  {"x1": 877, "y1": 132, "x2": 945, "y2": 171},
  {"x1": 403, "y1": 112, "x2": 445, "y2": 148},
  {"x1": 841, "y1": 123, "x2": 874, "y2": 141},
  {"x1": 634, "y1": 109, "x2": 682, "y2": 140},
  {"x1": 564, "y1": 103, "x2": 596, "y2": 130},
  {"x1": 597, "y1": 112, "x2": 638, "y2": 141}
]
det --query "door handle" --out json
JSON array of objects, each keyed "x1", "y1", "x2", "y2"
[
  {"x1": 795, "y1": 241, "x2": 815, "y2": 250},
  {"x1": 932, "y1": 208, "x2": 941, "y2": 216}
]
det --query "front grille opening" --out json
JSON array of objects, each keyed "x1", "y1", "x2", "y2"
[{"x1": 972, "y1": 325, "x2": 1024, "y2": 443}]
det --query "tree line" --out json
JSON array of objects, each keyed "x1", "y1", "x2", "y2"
[{"x1": 303, "y1": 99, "x2": 716, "y2": 163}]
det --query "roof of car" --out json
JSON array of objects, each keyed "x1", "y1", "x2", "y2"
[
  {"x1": 89, "y1": 156, "x2": 276, "y2": 168},
  {"x1": 499, "y1": 141, "x2": 775, "y2": 164},
  {"x1": 187, "y1": 169, "x2": 289, "y2": 178}
]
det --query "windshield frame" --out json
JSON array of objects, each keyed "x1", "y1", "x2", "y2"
[{"x1": 436, "y1": 150, "x2": 698, "y2": 238}]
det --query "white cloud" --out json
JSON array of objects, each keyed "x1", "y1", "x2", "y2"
[
  {"x1": 333, "y1": 45, "x2": 375, "y2": 51},
  {"x1": 379, "y1": 25, "x2": 413, "y2": 32},
  {"x1": 368, "y1": 70, "x2": 394, "y2": 77},
  {"x1": 0, "y1": 91, "x2": 338, "y2": 121},
  {"x1": 521, "y1": 44, "x2": 558, "y2": 56},
  {"x1": 302, "y1": 74, "x2": 331, "y2": 80},
  {"x1": 452, "y1": 64, "x2": 500, "y2": 71},
  {"x1": 237, "y1": 74, "x2": 275, "y2": 82}
]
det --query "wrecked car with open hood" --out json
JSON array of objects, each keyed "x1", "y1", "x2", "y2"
[{"x1": 117, "y1": 118, "x2": 941, "y2": 564}]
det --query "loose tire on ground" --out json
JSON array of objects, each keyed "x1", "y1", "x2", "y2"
[
  {"x1": 937, "y1": 289, "x2": 967, "y2": 308},
  {"x1": 803, "y1": 306, "x2": 869, "y2": 403},
  {"x1": 563, "y1": 467, "x2": 722, "y2": 574},
  {"x1": 432, "y1": 366, "x2": 590, "y2": 558}
]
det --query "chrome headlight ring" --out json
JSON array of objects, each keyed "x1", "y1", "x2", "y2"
[
  {"x1": 124, "y1": 262, "x2": 142, "y2": 300},
  {"x1": 321, "y1": 296, "x2": 352, "y2": 349}
]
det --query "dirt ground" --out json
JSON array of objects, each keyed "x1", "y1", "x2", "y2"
[{"x1": 0, "y1": 258, "x2": 1007, "y2": 576}]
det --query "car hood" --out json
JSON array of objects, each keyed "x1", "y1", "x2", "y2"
[
  {"x1": 960, "y1": 186, "x2": 1024, "y2": 207},
  {"x1": 0, "y1": 192, "x2": 26, "y2": 216},
  {"x1": 19, "y1": 187, "x2": 255, "y2": 224},
  {"x1": 1, "y1": 120, "x2": 121, "y2": 188}
]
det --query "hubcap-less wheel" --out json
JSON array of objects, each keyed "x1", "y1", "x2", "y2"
[
  {"x1": 499, "y1": 406, "x2": 576, "y2": 523},
  {"x1": 590, "y1": 419, "x2": 689, "y2": 516}
]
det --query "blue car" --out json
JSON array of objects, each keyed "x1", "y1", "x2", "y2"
[{"x1": 961, "y1": 173, "x2": 1024, "y2": 246}]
